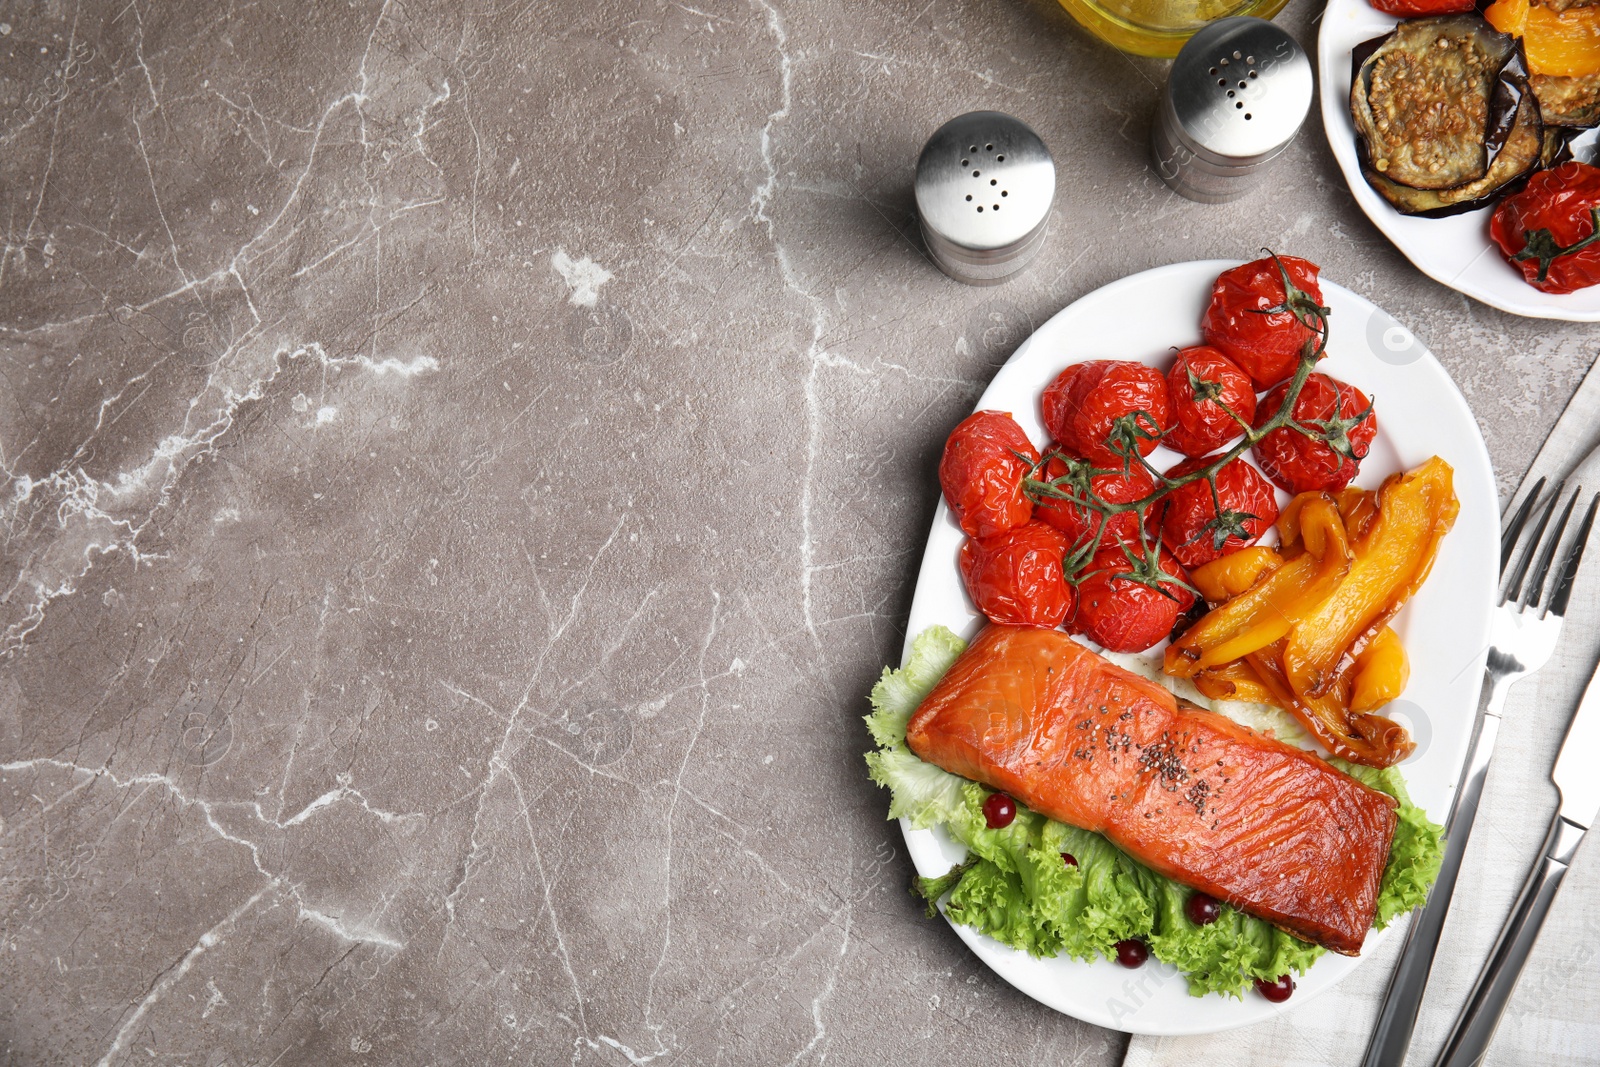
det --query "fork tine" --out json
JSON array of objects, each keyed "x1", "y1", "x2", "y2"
[
  {"x1": 1526, "y1": 487, "x2": 1582, "y2": 608},
  {"x1": 1501, "y1": 476, "x2": 1548, "y2": 575},
  {"x1": 1505, "y1": 481, "x2": 1565, "y2": 603},
  {"x1": 1549, "y1": 491, "x2": 1600, "y2": 618}
]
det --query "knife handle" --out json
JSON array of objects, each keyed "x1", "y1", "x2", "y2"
[
  {"x1": 1434, "y1": 811, "x2": 1586, "y2": 1067},
  {"x1": 1361, "y1": 697, "x2": 1505, "y2": 1067}
]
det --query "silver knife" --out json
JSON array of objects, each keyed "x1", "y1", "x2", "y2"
[{"x1": 1434, "y1": 644, "x2": 1600, "y2": 1066}]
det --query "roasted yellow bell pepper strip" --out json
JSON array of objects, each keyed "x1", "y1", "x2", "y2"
[
  {"x1": 1350, "y1": 626, "x2": 1410, "y2": 715},
  {"x1": 1190, "y1": 546, "x2": 1284, "y2": 604},
  {"x1": 1193, "y1": 658, "x2": 1283, "y2": 707},
  {"x1": 1487, "y1": 0, "x2": 1600, "y2": 78},
  {"x1": 1282, "y1": 458, "x2": 1456, "y2": 703},
  {"x1": 1248, "y1": 641, "x2": 1417, "y2": 767}
]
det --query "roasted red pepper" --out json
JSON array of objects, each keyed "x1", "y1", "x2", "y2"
[
  {"x1": 1368, "y1": 0, "x2": 1474, "y2": 16},
  {"x1": 1491, "y1": 161, "x2": 1600, "y2": 295}
]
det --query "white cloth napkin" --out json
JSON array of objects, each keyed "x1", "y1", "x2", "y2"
[{"x1": 1124, "y1": 362, "x2": 1600, "y2": 1067}]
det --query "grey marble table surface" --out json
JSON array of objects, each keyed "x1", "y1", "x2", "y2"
[{"x1": 0, "y1": 1, "x2": 1594, "y2": 1064}]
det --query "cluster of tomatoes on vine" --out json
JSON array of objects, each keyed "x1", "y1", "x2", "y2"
[{"x1": 939, "y1": 255, "x2": 1379, "y2": 654}]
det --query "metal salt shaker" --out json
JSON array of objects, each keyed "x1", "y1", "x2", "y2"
[
  {"x1": 1151, "y1": 17, "x2": 1313, "y2": 204},
  {"x1": 915, "y1": 112, "x2": 1056, "y2": 285}
]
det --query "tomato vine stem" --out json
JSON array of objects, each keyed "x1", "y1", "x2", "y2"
[
  {"x1": 1022, "y1": 252, "x2": 1359, "y2": 596},
  {"x1": 1511, "y1": 206, "x2": 1600, "y2": 284}
]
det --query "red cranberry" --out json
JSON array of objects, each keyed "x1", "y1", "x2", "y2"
[
  {"x1": 1061, "y1": 852, "x2": 1078, "y2": 867},
  {"x1": 1255, "y1": 974, "x2": 1294, "y2": 1002},
  {"x1": 1185, "y1": 892, "x2": 1220, "y2": 926},
  {"x1": 1115, "y1": 938, "x2": 1149, "y2": 968},
  {"x1": 982, "y1": 792, "x2": 1016, "y2": 829}
]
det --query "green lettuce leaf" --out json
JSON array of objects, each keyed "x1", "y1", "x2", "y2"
[
  {"x1": 917, "y1": 805, "x2": 1325, "y2": 995},
  {"x1": 861, "y1": 626, "x2": 971, "y2": 829},
  {"x1": 1042, "y1": 821, "x2": 1156, "y2": 960},
  {"x1": 1263, "y1": 926, "x2": 1326, "y2": 979},
  {"x1": 913, "y1": 858, "x2": 977, "y2": 917},
  {"x1": 945, "y1": 858, "x2": 1067, "y2": 958},
  {"x1": 864, "y1": 625, "x2": 966, "y2": 749},
  {"x1": 1144, "y1": 877, "x2": 1325, "y2": 997},
  {"x1": 865, "y1": 744, "x2": 969, "y2": 830}
]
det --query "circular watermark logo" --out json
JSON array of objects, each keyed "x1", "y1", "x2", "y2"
[
  {"x1": 964, "y1": 300, "x2": 1033, "y2": 366},
  {"x1": 566, "y1": 302, "x2": 633, "y2": 366},
  {"x1": 175, "y1": 700, "x2": 234, "y2": 767},
  {"x1": 1385, "y1": 698, "x2": 1432, "y2": 763},
  {"x1": 1364, "y1": 307, "x2": 1426, "y2": 367},
  {"x1": 552, "y1": 702, "x2": 633, "y2": 766}
]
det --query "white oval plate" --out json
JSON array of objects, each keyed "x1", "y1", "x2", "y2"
[
  {"x1": 1317, "y1": 1, "x2": 1600, "y2": 321},
  {"x1": 899, "y1": 260, "x2": 1497, "y2": 1035}
]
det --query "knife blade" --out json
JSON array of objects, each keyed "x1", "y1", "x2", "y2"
[
  {"x1": 1546, "y1": 446, "x2": 1600, "y2": 830},
  {"x1": 1553, "y1": 641, "x2": 1600, "y2": 830}
]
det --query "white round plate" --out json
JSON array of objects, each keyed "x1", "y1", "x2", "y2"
[
  {"x1": 900, "y1": 260, "x2": 1497, "y2": 1035},
  {"x1": 1317, "y1": 2, "x2": 1600, "y2": 321}
]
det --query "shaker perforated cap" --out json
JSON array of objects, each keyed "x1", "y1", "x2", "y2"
[
  {"x1": 915, "y1": 112, "x2": 1055, "y2": 285},
  {"x1": 1151, "y1": 18, "x2": 1311, "y2": 202}
]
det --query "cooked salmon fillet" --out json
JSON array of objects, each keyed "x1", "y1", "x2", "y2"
[{"x1": 905, "y1": 625, "x2": 1398, "y2": 954}]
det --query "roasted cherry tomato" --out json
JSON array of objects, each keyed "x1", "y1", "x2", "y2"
[
  {"x1": 959, "y1": 522, "x2": 1074, "y2": 628},
  {"x1": 1491, "y1": 161, "x2": 1600, "y2": 295},
  {"x1": 1158, "y1": 456, "x2": 1281, "y2": 569},
  {"x1": 1369, "y1": 0, "x2": 1472, "y2": 15},
  {"x1": 1071, "y1": 543, "x2": 1194, "y2": 653},
  {"x1": 1252, "y1": 373, "x2": 1377, "y2": 494},
  {"x1": 1165, "y1": 346, "x2": 1258, "y2": 459},
  {"x1": 940, "y1": 410, "x2": 1041, "y2": 538},
  {"x1": 1041, "y1": 360, "x2": 1171, "y2": 465},
  {"x1": 1200, "y1": 256, "x2": 1325, "y2": 389},
  {"x1": 1033, "y1": 452, "x2": 1158, "y2": 555}
]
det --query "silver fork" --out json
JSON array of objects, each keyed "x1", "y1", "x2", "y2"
[{"x1": 1361, "y1": 477, "x2": 1598, "y2": 1067}]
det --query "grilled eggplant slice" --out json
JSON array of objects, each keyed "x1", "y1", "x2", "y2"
[
  {"x1": 1532, "y1": 72, "x2": 1600, "y2": 126},
  {"x1": 1541, "y1": 123, "x2": 1578, "y2": 166},
  {"x1": 1352, "y1": 16, "x2": 1546, "y2": 216},
  {"x1": 1359, "y1": 91, "x2": 1547, "y2": 215}
]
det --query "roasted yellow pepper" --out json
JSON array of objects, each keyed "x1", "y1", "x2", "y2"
[
  {"x1": 1193, "y1": 658, "x2": 1283, "y2": 706},
  {"x1": 1350, "y1": 626, "x2": 1410, "y2": 715},
  {"x1": 1486, "y1": 0, "x2": 1600, "y2": 77},
  {"x1": 1166, "y1": 457, "x2": 1457, "y2": 767},
  {"x1": 1282, "y1": 458, "x2": 1456, "y2": 703},
  {"x1": 1190, "y1": 546, "x2": 1284, "y2": 604}
]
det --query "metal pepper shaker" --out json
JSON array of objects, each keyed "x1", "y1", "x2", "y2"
[
  {"x1": 915, "y1": 112, "x2": 1056, "y2": 285},
  {"x1": 1151, "y1": 17, "x2": 1313, "y2": 204}
]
